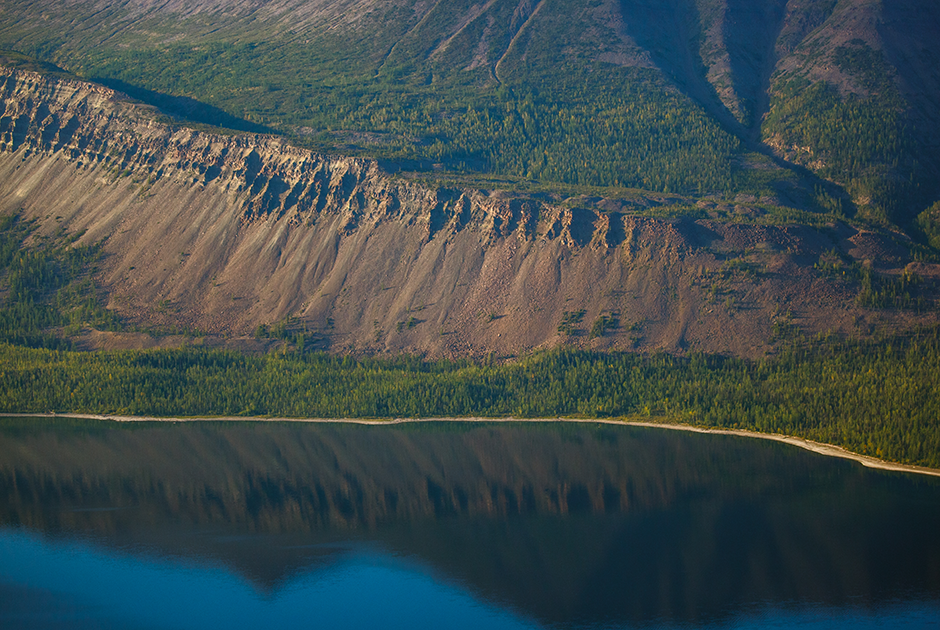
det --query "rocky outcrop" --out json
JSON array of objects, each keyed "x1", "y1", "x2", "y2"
[{"x1": 0, "y1": 67, "x2": 932, "y2": 357}]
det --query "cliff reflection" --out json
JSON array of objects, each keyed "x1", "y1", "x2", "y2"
[{"x1": 2, "y1": 419, "x2": 939, "y2": 627}]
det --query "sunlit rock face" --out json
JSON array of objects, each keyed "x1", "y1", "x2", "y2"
[{"x1": 4, "y1": 66, "x2": 931, "y2": 358}]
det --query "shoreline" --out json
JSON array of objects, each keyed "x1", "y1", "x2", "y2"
[{"x1": 3, "y1": 412, "x2": 940, "y2": 478}]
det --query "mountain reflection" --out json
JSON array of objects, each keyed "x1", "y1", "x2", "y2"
[{"x1": 2, "y1": 418, "x2": 939, "y2": 627}]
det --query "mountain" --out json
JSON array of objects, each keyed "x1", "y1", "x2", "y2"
[
  {"x1": 0, "y1": 0, "x2": 938, "y2": 357},
  {"x1": 2, "y1": 0, "x2": 939, "y2": 218}
]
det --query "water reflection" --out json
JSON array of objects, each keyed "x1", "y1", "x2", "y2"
[
  {"x1": 1, "y1": 419, "x2": 939, "y2": 628},
  {"x1": 0, "y1": 531, "x2": 539, "y2": 630}
]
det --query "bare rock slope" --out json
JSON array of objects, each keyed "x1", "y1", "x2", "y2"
[{"x1": 0, "y1": 67, "x2": 933, "y2": 357}]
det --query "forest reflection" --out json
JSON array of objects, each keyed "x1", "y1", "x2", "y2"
[{"x1": 2, "y1": 419, "x2": 939, "y2": 627}]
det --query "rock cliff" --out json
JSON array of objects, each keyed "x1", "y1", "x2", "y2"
[{"x1": 0, "y1": 66, "x2": 933, "y2": 357}]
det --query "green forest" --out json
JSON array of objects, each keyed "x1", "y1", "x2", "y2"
[
  {"x1": 1, "y1": 211, "x2": 939, "y2": 469},
  {"x1": 3, "y1": 331, "x2": 940, "y2": 468},
  {"x1": 763, "y1": 75, "x2": 917, "y2": 225},
  {"x1": 3, "y1": 2, "x2": 927, "y2": 219},
  {"x1": 76, "y1": 45, "x2": 751, "y2": 195},
  {"x1": 0, "y1": 214, "x2": 118, "y2": 348}
]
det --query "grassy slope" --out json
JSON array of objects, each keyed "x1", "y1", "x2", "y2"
[{"x1": 0, "y1": 0, "x2": 840, "y2": 205}]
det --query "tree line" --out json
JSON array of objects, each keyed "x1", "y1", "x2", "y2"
[{"x1": 2, "y1": 328, "x2": 940, "y2": 468}]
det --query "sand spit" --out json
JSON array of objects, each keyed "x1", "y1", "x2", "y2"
[{"x1": 3, "y1": 413, "x2": 940, "y2": 479}]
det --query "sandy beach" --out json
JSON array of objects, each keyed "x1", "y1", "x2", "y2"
[{"x1": 3, "y1": 412, "x2": 940, "y2": 478}]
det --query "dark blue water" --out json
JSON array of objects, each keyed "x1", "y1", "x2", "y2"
[
  {"x1": 1, "y1": 419, "x2": 939, "y2": 629},
  {"x1": 1, "y1": 533, "x2": 537, "y2": 629}
]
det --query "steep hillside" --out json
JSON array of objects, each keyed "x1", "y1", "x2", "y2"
[
  {"x1": 1, "y1": 0, "x2": 937, "y2": 220},
  {"x1": 764, "y1": 0, "x2": 940, "y2": 225},
  {"x1": 1, "y1": 66, "x2": 936, "y2": 357}
]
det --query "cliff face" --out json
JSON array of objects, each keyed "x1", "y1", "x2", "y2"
[{"x1": 0, "y1": 67, "x2": 932, "y2": 357}]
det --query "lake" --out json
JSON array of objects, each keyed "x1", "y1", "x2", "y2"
[{"x1": 1, "y1": 418, "x2": 939, "y2": 629}]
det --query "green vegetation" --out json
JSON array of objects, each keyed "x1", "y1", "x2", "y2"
[
  {"x1": 858, "y1": 267, "x2": 929, "y2": 310},
  {"x1": 832, "y1": 43, "x2": 895, "y2": 93},
  {"x1": 761, "y1": 40, "x2": 935, "y2": 226},
  {"x1": 814, "y1": 249, "x2": 933, "y2": 311},
  {"x1": 0, "y1": 3, "x2": 800, "y2": 200},
  {"x1": 916, "y1": 201, "x2": 940, "y2": 250},
  {"x1": 770, "y1": 311, "x2": 799, "y2": 342},
  {"x1": 2, "y1": 328, "x2": 940, "y2": 468},
  {"x1": 763, "y1": 75, "x2": 918, "y2": 225},
  {"x1": 255, "y1": 317, "x2": 314, "y2": 351},
  {"x1": 557, "y1": 309, "x2": 586, "y2": 336},
  {"x1": 76, "y1": 41, "x2": 750, "y2": 193},
  {"x1": 589, "y1": 313, "x2": 618, "y2": 339},
  {"x1": 0, "y1": 214, "x2": 118, "y2": 348}
]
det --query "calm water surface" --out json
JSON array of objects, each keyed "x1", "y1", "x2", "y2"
[{"x1": 1, "y1": 419, "x2": 939, "y2": 629}]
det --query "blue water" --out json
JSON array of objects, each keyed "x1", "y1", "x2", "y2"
[
  {"x1": 3, "y1": 528, "x2": 938, "y2": 630},
  {"x1": 1, "y1": 420, "x2": 939, "y2": 628},
  {"x1": 3, "y1": 527, "x2": 939, "y2": 630},
  {"x1": 0, "y1": 529, "x2": 539, "y2": 630}
]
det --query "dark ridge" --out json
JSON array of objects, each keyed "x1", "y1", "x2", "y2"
[
  {"x1": 723, "y1": 0, "x2": 788, "y2": 133},
  {"x1": 91, "y1": 77, "x2": 274, "y2": 135},
  {"x1": 0, "y1": 49, "x2": 70, "y2": 77}
]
